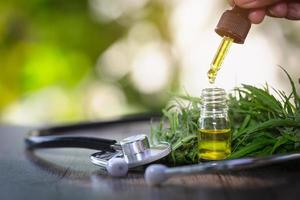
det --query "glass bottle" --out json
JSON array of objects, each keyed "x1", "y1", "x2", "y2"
[{"x1": 198, "y1": 87, "x2": 231, "y2": 161}]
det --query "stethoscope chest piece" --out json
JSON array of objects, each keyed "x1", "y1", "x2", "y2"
[
  {"x1": 90, "y1": 134, "x2": 171, "y2": 170},
  {"x1": 26, "y1": 122, "x2": 171, "y2": 177}
]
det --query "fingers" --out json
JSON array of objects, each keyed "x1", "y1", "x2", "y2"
[
  {"x1": 229, "y1": 0, "x2": 300, "y2": 24},
  {"x1": 286, "y1": 2, "x2": 300, "y2": 20},
  {"x1": 268, "y1": 2, "x2": 288, "y2": 17},
  {"x1": 248, "y1": 9, "x2": 266, "y2": 24},
  {"x1": 234, "y1": 0, "x2": 281, "y2": 9},
  {"x1": 266, "y1": 2, "x2": 300, "y2": 20}
]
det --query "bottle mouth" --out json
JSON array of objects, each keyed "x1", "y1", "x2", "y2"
[{"x1": 201, "y1": 87, "x2": 227, "y2": 105}]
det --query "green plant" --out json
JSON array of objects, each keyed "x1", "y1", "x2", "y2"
[{"x1": 150, "y1": 67, "x2": 300, "y2": 165}]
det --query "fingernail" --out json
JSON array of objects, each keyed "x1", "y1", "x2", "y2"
[
  {"x1": 242, "y1": 1, "x2": 259, "y2": 7},
  {"x1": 237, "y1": 0, "x2": 257, "y2": 6}
]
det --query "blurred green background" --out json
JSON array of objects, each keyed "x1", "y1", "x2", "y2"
[{"x1": 0, "y1": 0, "x2": 299, "y2": 125}]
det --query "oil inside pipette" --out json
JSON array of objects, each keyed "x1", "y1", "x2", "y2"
[{"x1": 207, "y1": 36, "x2": 233, "y2": 84}]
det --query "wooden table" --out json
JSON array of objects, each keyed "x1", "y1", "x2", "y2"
[{"x1": 1, "y1": 120, "x2": 300, "y2": 200}]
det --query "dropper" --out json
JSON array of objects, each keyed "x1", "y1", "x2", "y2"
[{"x1": 208, "y1": 6, "x2": 252, "y2": 84}]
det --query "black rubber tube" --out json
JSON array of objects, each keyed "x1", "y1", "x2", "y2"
[{"x1": 25, "y1": 113, "x2": 160, "y2": 151}]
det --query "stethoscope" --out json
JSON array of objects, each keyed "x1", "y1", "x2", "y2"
[
  {"x1": 25, "y1": 114, "x2": 171, "y2": 177},
  {"x1": 25, "y1": 114, "x2": 300, "y2": 184}
]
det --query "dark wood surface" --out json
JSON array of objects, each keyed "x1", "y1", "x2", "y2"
[{"x1": 1, "y1": 120, "x2": 300, "y2": 200}]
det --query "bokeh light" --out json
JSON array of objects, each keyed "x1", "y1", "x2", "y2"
[{"x1": 0, "y1": 0, "x2": 299, "y2": 125}]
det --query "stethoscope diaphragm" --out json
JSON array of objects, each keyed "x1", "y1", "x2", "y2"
[{"x1": 90, "y1": 134, "x2": 171, "y2": 169}]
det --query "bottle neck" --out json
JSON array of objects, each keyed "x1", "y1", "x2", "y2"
[{"x1": 200, "y1": 88, "x2": 228, "y2": 116}]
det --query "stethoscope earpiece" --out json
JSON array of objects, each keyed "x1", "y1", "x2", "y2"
[
  {"x1": 144, "y1": 164, "x2": 168, "y2": 186},
  {"x1": 107, "y1": 158, "x2": 128, "y2": 177}
]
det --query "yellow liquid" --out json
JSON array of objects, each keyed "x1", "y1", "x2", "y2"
[
  {"x1": 198, "y1": 128, "x2": 231, "y2": 160},
  {"x1": 207, "y1": 36, "x2": 233, "y2": 84}
]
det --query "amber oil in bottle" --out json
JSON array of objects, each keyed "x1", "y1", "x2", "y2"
[{"x1": 198, "y1": 88, "x2": 231, "y2": 160}]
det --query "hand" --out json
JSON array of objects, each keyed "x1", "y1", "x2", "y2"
[{"x1": 229, "y1": 0, "x2": 300, "y2": 24}]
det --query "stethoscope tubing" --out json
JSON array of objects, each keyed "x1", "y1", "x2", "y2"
[{"x1": 25, "y1": 113, "x2": 160, "y2": 151}]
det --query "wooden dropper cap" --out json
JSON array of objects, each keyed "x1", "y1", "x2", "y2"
[{"x1": 215, "y1": 6, "x2": 251, "y2": 44}]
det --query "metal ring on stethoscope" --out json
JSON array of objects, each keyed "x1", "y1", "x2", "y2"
[{"x1": 90, "y1": 134, "x2": 171, "y2": 168}]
